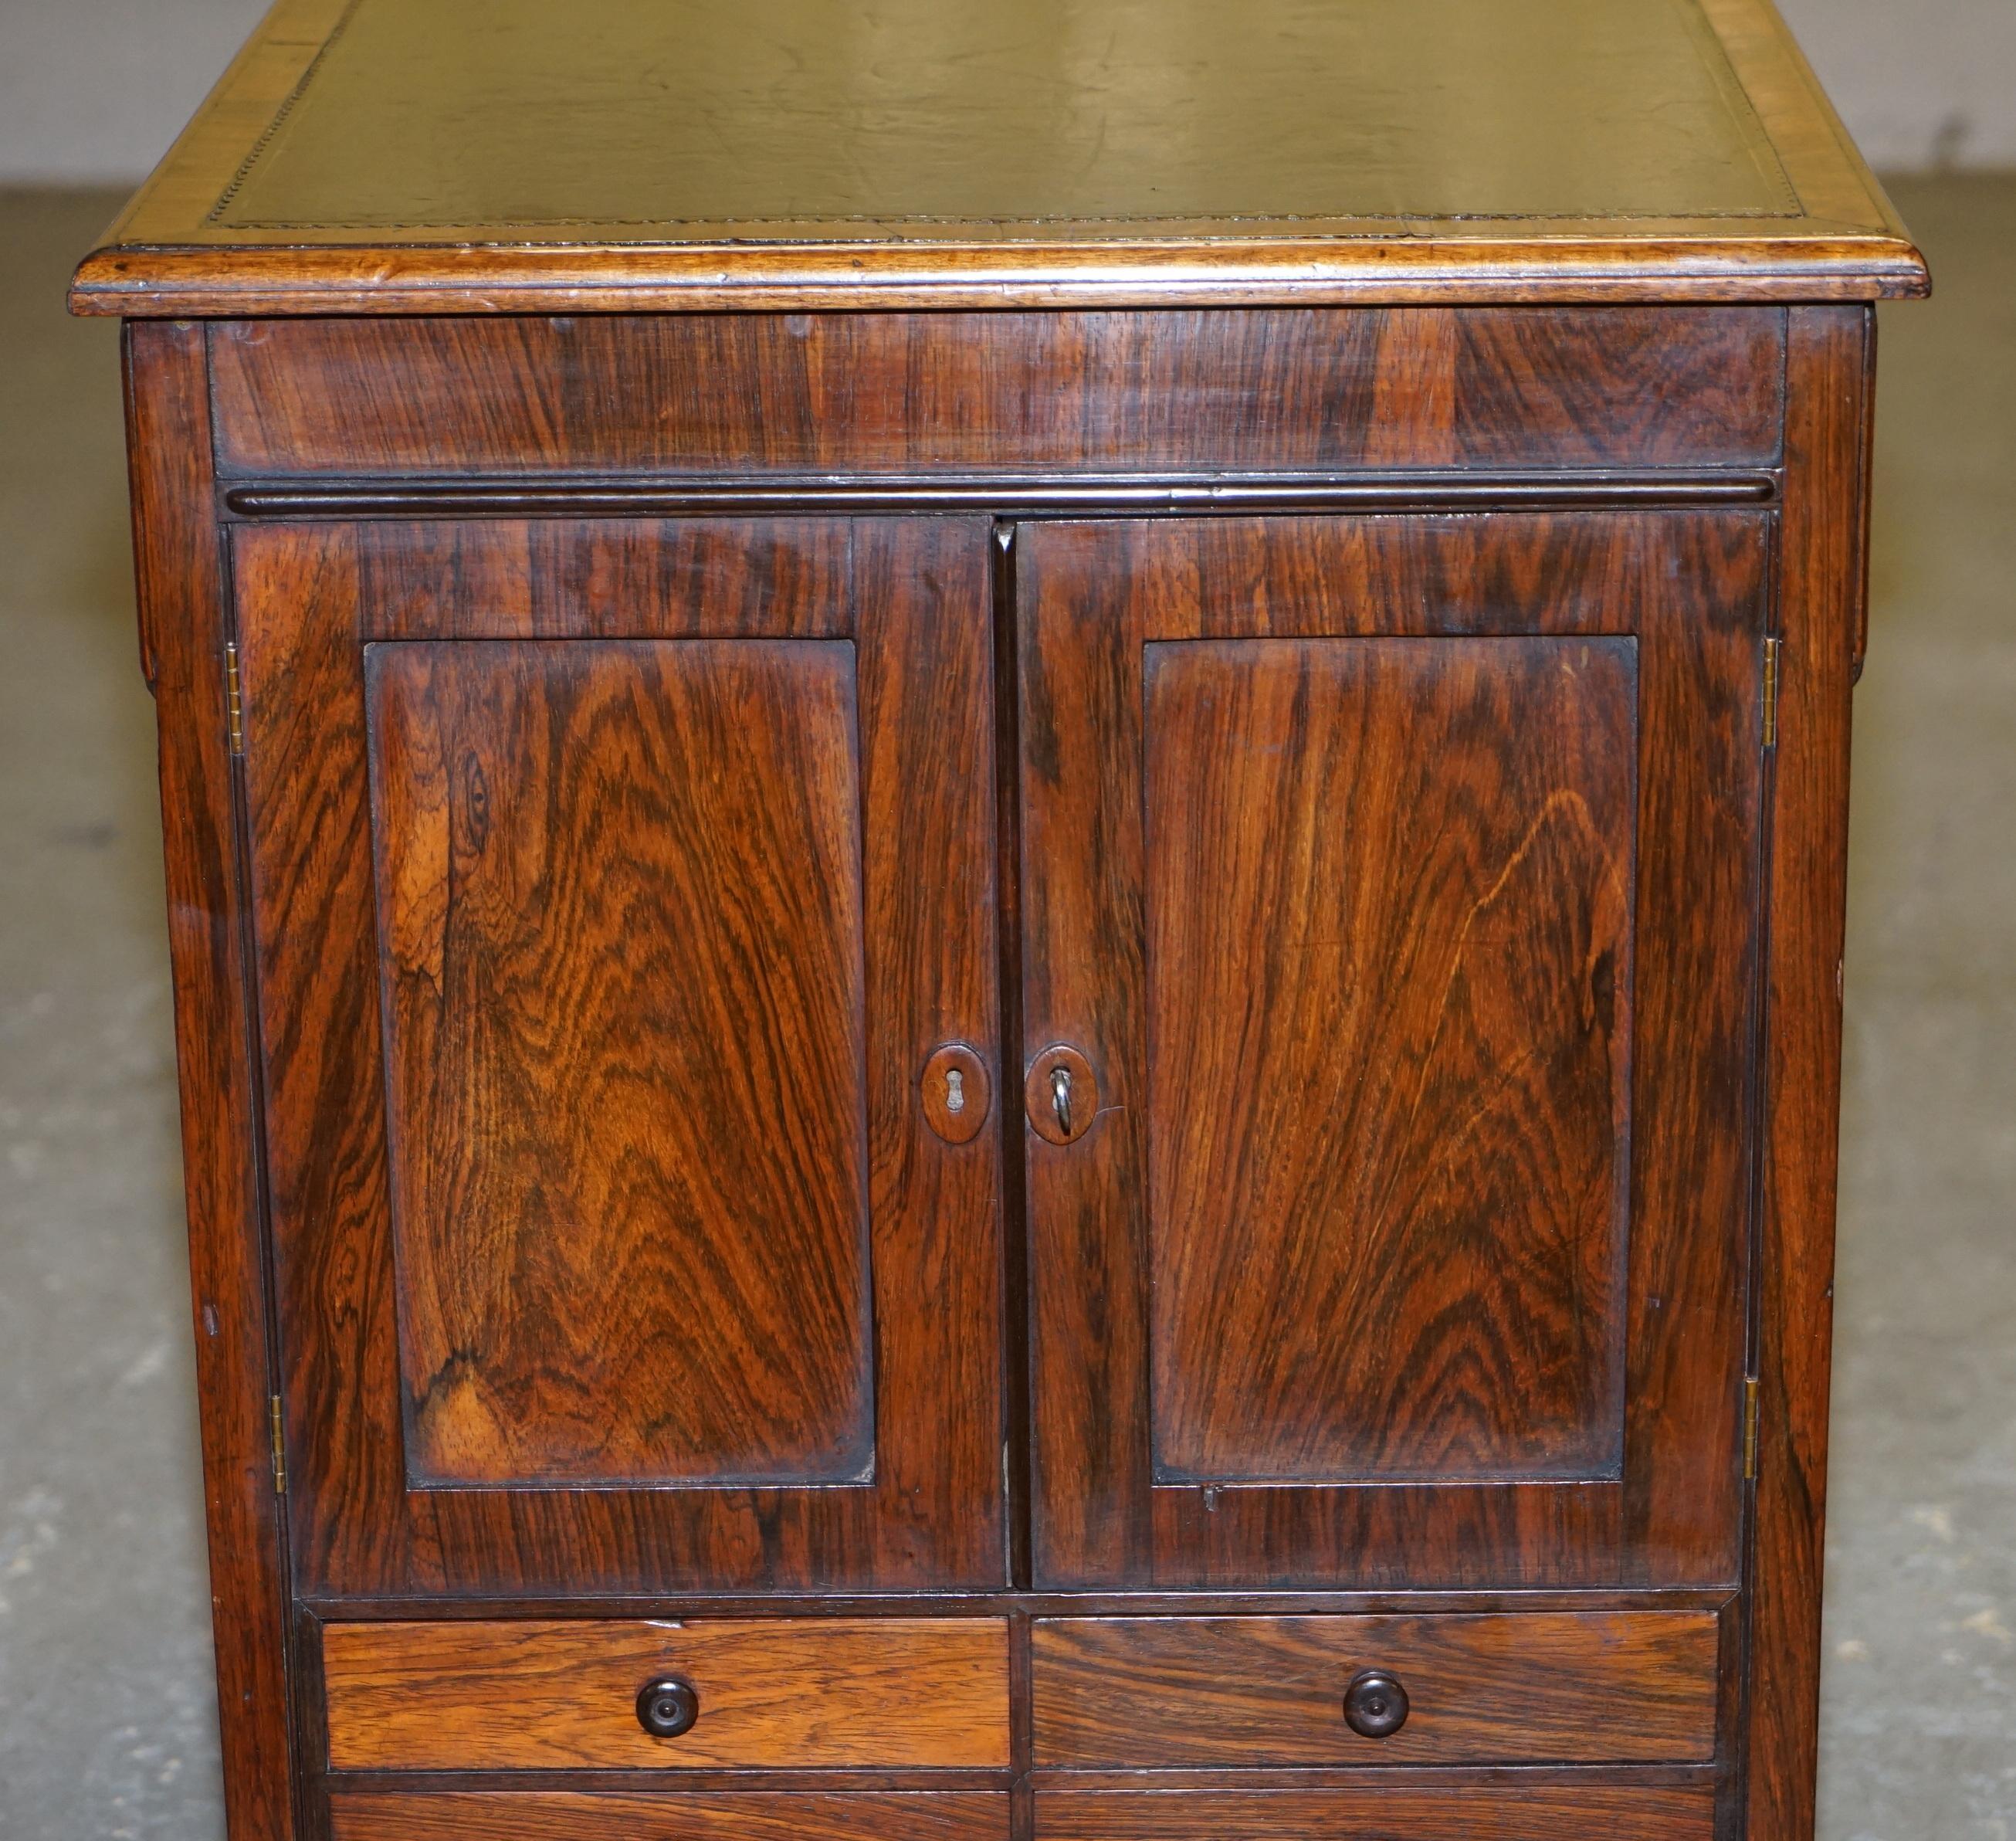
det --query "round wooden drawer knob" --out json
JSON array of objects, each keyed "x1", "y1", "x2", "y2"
[
  {"x1": 636, "y1": 1676, "x2": 700, "y2": 1738},
  {"x1": 1342, "y1": 1668, "x2": 1409, "y2": 1738}
]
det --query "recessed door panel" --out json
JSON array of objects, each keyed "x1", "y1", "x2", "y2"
[
  {"x1": 236, "y1": 517, "x2": 1003, "y2": 1595},
  {"x1": 1144, "y1": 636, "x2": 1637, "y2": 1487},
  {"x1": 1020, "y1": 513, "x2": 1765, "y2": 1589},
  {"x1": 367, "y1": 639, "x2": 872, "y2": 1489}
]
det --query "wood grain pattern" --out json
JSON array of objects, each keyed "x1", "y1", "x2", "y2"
[
  {"x1": 366, "y1": 639, "x2": 872, "y2": 1487},
  {"x1": 235, "y1": 516, "x2": 1004, "y2": 1595},
  {"x1": 1033, "y1": 1785, "x2": 1714, "y2": 1841},
  {"x1": 1019, "y1": 513, "x2": 1764, "y2": 1589},
  {"x1": 204, "y1": 310, "x2": 1785, "y2": 480},
  {"x1": 1144, "y1": 637, "x2": 1636, "y2": 1484},
  {"x1": 1743, "y1": 307, "x2": 1872, "y2": 1841},
  {"x1": 123, "y1": 322, "x2": 298, "y2": 1840},
  {"x1": 1031, "y1": 1612, "x2": 1718, "y2": 1766},
  {"x1": 323, "y1": 1618, "x2": 1009, "y2": 1770},
  {"x1": 329, "y1": 1792, "x2": 1009, "y2": 1841}
]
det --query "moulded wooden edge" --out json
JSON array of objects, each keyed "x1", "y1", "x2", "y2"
[
  {"x1": 301, "y1": 1589, "x2": 1745, "y2": 1621},
  {"x1": 217, "y1": 477, "x2": 1784, "y2": 522},
  {"x1": 68, "y1": 232, "x2": 1930, "y2": 317}
]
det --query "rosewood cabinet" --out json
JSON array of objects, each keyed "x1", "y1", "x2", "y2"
[{"x1": 74, "y1": 1, "x2": 1924, "y2": 1838}]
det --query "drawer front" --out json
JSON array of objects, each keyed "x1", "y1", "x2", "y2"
[
  {"x1": 208, "y1": 307, "x2": 1783, "y2": 479},
  {"x1": 1035, "y1": 1788, "x2": 1713, "y2": 1841},
  {"x1": 323, "y1": 1619, "x2": 1009, "y2": 1770},
  {"x1": 330, "y1": 1793, "x2": 1011, "y2": 1841},
  {"x1": 1032, "y1": 1613, "x2": 1719, "y2": 1766}
]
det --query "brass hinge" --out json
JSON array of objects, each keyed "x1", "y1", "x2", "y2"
[
  {"x1": 269, "y1": 1395, "x2": 287, "y2": 1495},
  {"x1": 225, "y1": 642, "x2": 245, "y2": 757},
  {"x1": 1742, "y1": 1376, "x2": 1760, "y2": 1480},
  {"x1": 1761, "y1": 636, "x2": 1781, "y2": 750}
]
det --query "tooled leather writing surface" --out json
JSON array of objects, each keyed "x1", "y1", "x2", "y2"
[
  {"x1": 71, "y1": 0, "x2": 1927, "y2": 309},
  {"x1": 215, "y1": 0, "x2": 1792, "y2": 234}
]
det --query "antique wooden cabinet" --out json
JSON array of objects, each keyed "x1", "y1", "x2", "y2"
[{"x1": 73, "y1": 2, "x2": 1926, "y2": 1838}]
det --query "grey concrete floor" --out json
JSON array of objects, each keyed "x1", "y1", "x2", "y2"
[
  {"x1": 1821, "y1": 175, "x2": 2016, "y2": 1837},
  {"x1": 0, "y1": 181, "x2": 2010, "y2": 1839},
  {"x1": 1, "y1": 190, "x2": 222, "y2": 1840}
]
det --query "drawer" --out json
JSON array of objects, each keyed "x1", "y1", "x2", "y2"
[
  {"x1": 330, "y1": 1792, "x2": 1010, "y2": 1841},
  {"x1": 1035, "y1": 1787, "x2": 1714, "y2": 1841},
  {"x1": 322, "y1": 1618, "x2": 1009, "y2": 1770},
  {"x1": 207, "y1": 308, "x2": 1784, "y2": 480},
  {"x1": 1031, "y1": 1613, "x2": 1719, "y2": 1767}
]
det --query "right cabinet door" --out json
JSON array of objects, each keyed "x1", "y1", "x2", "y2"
[{"x1": 1018, "y1": 514, "x2": 1769, "y2": 1589}]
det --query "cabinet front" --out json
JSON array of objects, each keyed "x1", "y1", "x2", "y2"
[
  {"x1": 1019, "y1": 514, "x2": 1767, "y2": 1588},
  {"x1": 232, "y1": 516, "x2": 1005, "y2": 1595}
]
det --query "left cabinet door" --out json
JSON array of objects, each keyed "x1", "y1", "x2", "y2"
[{"x1": 231, "y1": 517, "x2": 1005, "y2": 1596}]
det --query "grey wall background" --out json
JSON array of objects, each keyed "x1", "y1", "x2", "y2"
[
  {"x1": 0, "y1": 0, "x2": 272, "y2": 183},
  {"x1": 0, "y1": 0, "x2": 2012, "y2": 184},
  {"x1": 1777, "y1": 0, "x2": 2016, "y2": 168}
]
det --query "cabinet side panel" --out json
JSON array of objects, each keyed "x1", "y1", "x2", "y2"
[
  {"x1": 1743, "y1": 307, "x2": 1872, "y2": 1840},
  {"x1": 126, "y1": 319, "x2": 294, "y2": 1838}
]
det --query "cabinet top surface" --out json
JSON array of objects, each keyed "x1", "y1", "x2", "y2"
[{"x1": 72, "y1": 0, "x2": 1926, "y2": 316}]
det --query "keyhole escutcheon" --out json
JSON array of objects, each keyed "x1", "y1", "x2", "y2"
[{"x1": 921, "y1": 1043, "x2": 991, "y2": 1145}]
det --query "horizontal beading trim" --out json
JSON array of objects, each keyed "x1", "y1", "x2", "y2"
[{"x1": 223, "y1": 473, "x2": 1778, "y2": 520}]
